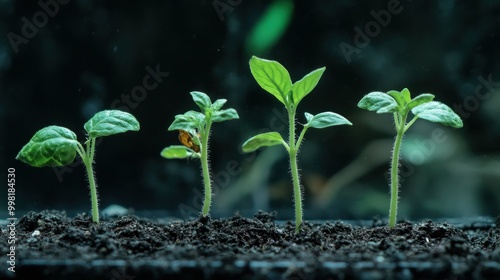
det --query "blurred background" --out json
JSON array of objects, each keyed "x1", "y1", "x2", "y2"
[{"x1": 1, "y1": 0, "x2": 499, "y2": 221}]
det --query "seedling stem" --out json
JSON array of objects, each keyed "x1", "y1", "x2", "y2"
[
  {"x1": 358, "y1": 89, "x2": 463, "y2": 228},
  {"x1": 242, "y1": 56, "x2": 352, "y2": 233},
  {"x1": 201, "y1": 121, "x2": 213, "y2": 216},
  {"x1": 16, "y1": 110, "x2": 140, "y2": 224},
  {"x1": 389, "y1": 114, "x2": 406, "y2": 228}
]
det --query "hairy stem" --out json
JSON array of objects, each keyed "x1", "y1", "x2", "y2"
[
  {"x1": 288, "y1": 107, "x2": 302, "y2": 233},
  {"x1": 201, "y1": 121, "x2": 213, "y2": 217},
  {"x1": 389, "y1": 115, "x2": 406, "y2": 228},
  {"x1": 78, "y1": 139, "x2": 99, "y2": 223}
]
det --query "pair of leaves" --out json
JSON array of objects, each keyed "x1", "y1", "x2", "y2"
[
  {"x1": 16, "y1": 110, "x2": 140, "y2": 167},
  {"x1": 168, "y1": 91, "x2": 239, "y2": 132},
  {"x1": 357, "y1": 88, "x2": 463, "y2": 128},
  {"x1": 163, "y1": 91, "x2": 239, "y2": 159},
  {"x1": 242, "y1": 112, "x2": 352, "y2": 153},
  {"x1": 191, "y1": 91, "x2": 239, "y2": 123},
  {"x1": 249, "y1": 56, "x2": 325, "y2": 107}
]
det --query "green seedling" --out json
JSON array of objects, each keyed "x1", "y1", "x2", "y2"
[
  {"x1": 357, "y1": 88, "x2": 463, "y2": 228},
  {"x1": 161, "y1": 91, "x2": 239, "y2": 217},
  {"x1": 242, "y1": 56, "x2": 352, "y2": 233},
  {"x1": 16, "y1": 110, "x2": 140, "y2": 223}
]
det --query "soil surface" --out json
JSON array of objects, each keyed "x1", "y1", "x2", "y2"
[{"x1": 1, "y1": 210, "x2": 500, "y2": 279}]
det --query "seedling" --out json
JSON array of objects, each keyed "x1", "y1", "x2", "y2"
[
  {"x1": 242, "y1": 56, "x2": 352, "y2": 233},
  {"x1": 357, "y1": 88, "x2": 463, "y2": 228},
  {"x1": 161, "y1": 91, "x2": 239, "y2": 217},
  {"x1": 16, "y1": 110, "x2": 140, "y2": 223}
]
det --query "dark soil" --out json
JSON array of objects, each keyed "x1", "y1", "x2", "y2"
[{"x1": 1, "y1": 210, "x2": 500, "y2": 279}]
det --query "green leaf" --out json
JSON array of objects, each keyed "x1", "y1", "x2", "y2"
[
  {"x1": 16, "y1": 126, "x2": 79, "y2": 167},
  {"x1": 84, "y1": 110, "x2": 140, "y2": 138},
  {"x1": 401, "y1": 88, "x2": 412, "y2": 103},
  {"x1": 168, "y1": 111, "x2": 205, "y2": 131},
  {"x1": 304, "y1": 112, "x2": 352, "y2": 129},
  {"x1": 211, "y1": 99, "x2": 227, "y2": 111},
  {"x1": 190, "y1": 91, "x2": 212, "y2": 112},
  {"x1": 211, "y1": 108, "x2": 239, "y2": 123},
  {"x1": 411, "y1": 101, "x2": 463, "y2": 128},
  {"x1": 160, "y1": 145, "x2": 199, "y2": 159},
  {"x1": 249, "y1": 56, "x2": 292, "y2": 105},
  {"x1": 387, "y1": 90, "x2": 407, "y2": 108},
  {"x1": 407, "y1": 93, "x2": 435, "y2": 110},
  {"x1": 168, "y1": 115, "x2": 193, "y2": 131},
  {"x1": 291, "y1": 67, "x2": 325, "y2": 106},
  {"x1": 242, "y1": 132, "x2": 287, "y2": 153},
  {"x1": 358, "y1": 92, "x2": 399, "y2": 113}
]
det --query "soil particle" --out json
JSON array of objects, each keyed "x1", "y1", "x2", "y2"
[{"x1": 2, "y1": 210, "x2": 499, "y2": 279}]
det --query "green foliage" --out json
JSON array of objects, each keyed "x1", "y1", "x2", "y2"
[
  {"x1": 16, "y1": 110, "x2": 140, "y2": 223},
  {"x1": 357, "y1": 91, "x2": 399, "y2": 114},
  {"x1": 163, "y1": 91, "x2": 239, "y2": 159},
  {"x1": 16, "y1": 126, "x2": 79, "y2": 168},
  {"x1": 161, "y1": 91, "x2": 239, "y2": 216},
  {"x1": 243, "y1": 56, "x2": 352, "y2": 233},
  {"x1": 304, "y1": 112, "x2": 352, "y2": 129},
  {"x1": 358, "y1": 89, "x2": 462, "y2": 128},
  {"x1": 242, "y1": 132, "x2": 288, "y2": 153},
  {"x1": 358, "y1": 88, "x2": 463, "y2": 228},
  {"x1": 160, "y1": 145, "x2": 199, "y2": 159},
  {"x1": 249, "y1": 56, "x2": 292, "y2": 105},
  {"x1": 411, "y1": 101, "x2": 463, "y2": 128},
  {"x1": 292, "y1": 67, "x2": 326, "y2": 105},
  {"x1": 84, "y1": 110, "x2": 140, "y2": 138}
]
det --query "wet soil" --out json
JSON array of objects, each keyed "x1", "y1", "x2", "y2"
[{"x1": 1, "y1": 210, "x2": 499, "y2": 279}]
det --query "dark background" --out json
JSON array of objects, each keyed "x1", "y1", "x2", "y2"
[{"x1": 1, "y1": 0, "x2": 499, "y2": 221}]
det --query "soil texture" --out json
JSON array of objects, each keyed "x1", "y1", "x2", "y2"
[{"x1": 1, "y1": 210, "x2": 499, "y2": 279}]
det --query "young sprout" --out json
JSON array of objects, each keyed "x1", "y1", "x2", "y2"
[
  {"x1": 242, "y1": 56, "x2": 352, "y2": 233},
  {"x1": 161, "y1": 91, "x2": 239, "y2": 217},
  {"x1": 357, "y1": 88, "x2": 463, "y2": 228},
  {"x1": 16, "y1": 110, "x2": 140, "y2": 223}
]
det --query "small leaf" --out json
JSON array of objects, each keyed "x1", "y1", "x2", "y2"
[
  {"x1": 184, "y1": 110, "x2": 206, "y2": 120},
  {"x1": 211, "y1": 108, "x2": 239, "y2": 123},
  {"x1": 249, "y1": 56, "x2": 292, "y2": 105},
  {"x1": 161, "y1": 145, "x2": 199, "y2": 159},
  {"x1": 291, "y1": 67, "x2": 326, "y2": 106},
  {"x1": 190, "y1": 91, "x2": 212, "y2": 112},
  {"x1": 407, "y1": 93, "x2": 435, "y2": 110},
  {"x1": 168, "y1": 115, "x2": 194, "y2": 131},
  {"x1": 401, "y1": 88, "x2": 412, "y2": 103},
  {"x1": 387, "y1": 90, "x2": 407, "y2": 108},
  {"x1": 304, "y1": 112, "x2": 352, "y2": 129},
  {"x1": 358, "y1": 92, "x2": 399, "y2": 113},
  {"x1": 84, "y1": 110, "x2": 140, "y2": 138},
  {"x1": 16, "y1": 126, "x2": 79, "y2": 167},
  {"x1": 242, "y1": 132, "x2": 287, "y2": 153},
  {"x1": 211, "y1": 99, "x2": 227, "y2": 111},
  {"x1": 411, "y1": 101, "x2": 463, "y2": 128},
  {"x1": 168, "y1": 111, "x2": 205, "y2": 131}
]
